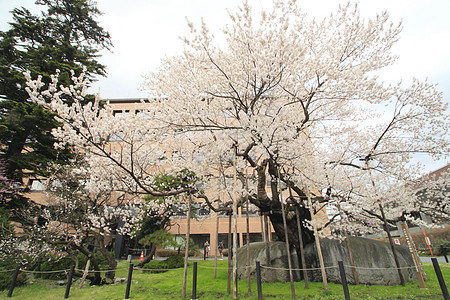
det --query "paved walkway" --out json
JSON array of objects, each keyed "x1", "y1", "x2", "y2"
[{"x1": 419, "y1": 256, "x2": 448, "y2": 263}]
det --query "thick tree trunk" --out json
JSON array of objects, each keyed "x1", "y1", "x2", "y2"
[
  {"x1": 70, "y1": 243, "x2": 102, "y2": 285},
  {"x1": 268, "y1": 206, "x2": 314, "y2": 249},
  {"x1": 380, "y1": 204, "x2": 405, "y2": 286},
  {"x1": 96, "y1": 234, "x2": 117, "y2": 281}
]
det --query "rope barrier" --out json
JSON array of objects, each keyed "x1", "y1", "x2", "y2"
[
  {"x1": 342, "y1": 264, "x2": 418, "y2": 271},
  {"x1": 197, "y1": 265, "x2": 248, "y2": 270},
  {"x1": 260, "y1": 265, "x2": 338, "y2": 271},
  {"x1": 6, "y1": 262, "x2": 426, "y2": 275},
  {"x1": 0, "y1": 269, "x2": 19, "y2": 273},
  {"x1": 74, "y1": 267, "x2": 130, "y2": 273},
  {"x1": 259, "y1": 264, "x2": 420, "y2": 272},
  {"x1": 138, "y1": 267, "x2": 185, "y2": 271},
  {"x1": 21, "y1": 269, "x2": 69, "y2": 274}
]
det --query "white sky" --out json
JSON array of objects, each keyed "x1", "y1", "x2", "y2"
[{"x1": 0, "y1": 0, "x2": 449, "y2": 171}]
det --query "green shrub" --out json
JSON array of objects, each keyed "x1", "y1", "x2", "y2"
[
  {"x1": 436, "y1": 241, "x2": 450, "y2": 256},
  {"x1": 76, "y1": 251, "x2": 112, "y2": 270},
  {"x1": 0, "y1": 261, "x2": 26, "y2": 291},
  {"x1": 37, "y1": 251, "x2": 114, "y2": 280},
  {"x1": 156, "y1": 248, "x2": 198, "y2": 257},
  {"x1": 156, "y1": 249, "x2": 178, "y2": 257},
  {"x1": 38, "y1": 254, "x2": 75, "y2": 280},
  {"x1": 165, "y1": 254, "x2": 184, "y2": 268},
  {"x1": 143, "y1": 254, "x2": 185, "y2": 273}
]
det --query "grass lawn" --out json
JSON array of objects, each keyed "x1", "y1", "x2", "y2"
[{"x1": 0, "y1": 260, "x2": 448, "y2": 299}]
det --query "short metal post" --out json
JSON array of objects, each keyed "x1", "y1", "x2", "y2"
[
  {"x1": 431, "y1": 257, "x2": 449, "y2": 300},
  {"x1": 125, "y1": 263, "x2": 133, "y2": 299},
  {"x1": 256, "y1": 261, "x2": 263, "y2": 300},
  {"x1": 338, "y1": 261, "x2": 350, "y2": 300},
  {"x1": 191, "y1": 261, "x2": 198, "y2": 300},
  {"x1": 7, "y1": 266, "x2": 20, "y2": 298},
  {"x1": 64, "y1": 265, "x2": 75, "y2": 299}
]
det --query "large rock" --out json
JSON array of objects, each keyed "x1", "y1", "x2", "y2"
[
  {"x1": 304, "y1": 237, "x2": 425, "y2": 285},
  {"x1": 237, "y1": 237, "x2": 425, "y2": 285},
  {"x1": 237, "y1": 241, "x2": 300, "y2": 282}
]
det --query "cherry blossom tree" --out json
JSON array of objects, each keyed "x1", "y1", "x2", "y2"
[
  {"x1": 24, "y1": 0, "x2": 448, "y2": 284},
  {"x1": 15, "y1": 156, "x2": 143, "y2": 284},
  {"x1": 140, "y1": 0, "x2": 448, "y2": 245},
  {"x1": 414, "y1": 166, "x2": 449, "y2": 225}
]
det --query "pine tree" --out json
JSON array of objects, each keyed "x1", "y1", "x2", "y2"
[{"x1": 0, "y1": 0, "x2": 112, "y2": 182}]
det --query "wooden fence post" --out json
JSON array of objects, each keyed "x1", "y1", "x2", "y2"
[
  {"x1": 64, "y1": 265, "x2": 75, "y2": 299},
  {"x1": 7, "y1": 266, "x2": 20, "y2": 298},
  {"x1": 431, "y1": 257, "x2": 449, "y2": 300},
  {"x1": 338, "y1": 261, "x2": 350, "y2": 300},
  {"x1": 191, "y1": 261, "x2": 198, "y2": 300},
  {"x1": 125, "y1": 263, "x2": 133, "y2": 299},
  {"x1": 256, "y1": 261, "x2": 263, "y2": 300}
]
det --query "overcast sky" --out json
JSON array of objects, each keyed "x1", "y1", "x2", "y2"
[{"x1": 1, "y1": 0, "x2": 449, "y2": 171}]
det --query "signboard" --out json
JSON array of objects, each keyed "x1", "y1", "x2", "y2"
[{"x1": 393, "y1": 238, "x2": 400, "y2": 245}]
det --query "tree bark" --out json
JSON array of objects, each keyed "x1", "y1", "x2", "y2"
[
  {"x1": 278, "y1": 170, "x2": 295, "y2": 299},
  {"x1": 295, "y1": 205, "x2": 309, "y2": 288},
  {"x1": 95, "y1": 234, "x2": 117, "y2": 281},
  {"x1": 71, "y1": 243, "x2": 102, "y2": 285},
  {"x1": 380, "y1": 204, "x2": 405, "y2": 286}
]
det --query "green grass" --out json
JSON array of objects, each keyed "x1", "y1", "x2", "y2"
[{"x1": 0, "y1": 260, "x2": 448, "y2": 299}]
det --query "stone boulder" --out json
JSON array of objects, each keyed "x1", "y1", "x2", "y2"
[
  {"x1": 304, "y1": 237, "x2": 425, "y2": 285},
  {"x1": 237, "y1": 237, "x2": 424, "y2": 285},
  {"x1": 237, "y1": 241, "x2": 300, "y2": 282}
]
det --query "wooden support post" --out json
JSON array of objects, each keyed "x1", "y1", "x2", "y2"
[
  {"x1": 344, "y1": 234, "x2": 359, "y2": 285},
  {"x1": 232, "y1": 137, "x2": 238, "y2": 299},
  {"x1": 78, "y1": 258, "x2": 91, "y2": 288},
  {"x1": 307, "y1": 188, "x2": 328, "y2": 291},
  {"x1": 263, "y1": 212, "x2": 272, "y2": 282}
]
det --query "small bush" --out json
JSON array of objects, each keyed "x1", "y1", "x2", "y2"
[
  {"x1": 436, "y1": 241, "x2": 450, "y2": 256},
  {"x1": 143, "y1": 254, "x2": 185, "y2": 273},
  {"x1": 156, "y1": 249, "x2": 198, "y2": 257},
  {"x1": 38, "y1": 254, "x2": 75, "y2": 280},
  {"x1": 165, "y1": 254, "x2": 184, "y2": 268},
  {"x1": 156, "y1": 249, "x2": 178, "y2": 257},
  {"x1": 76, "y1": 251, "x2": 113, "y2": 270},
  {"x1": 0, "y1": 261, "x2": 26, "y2": 291},
  {"x1": 222, "y1": 249, "x2": 229, "y2": 257},
  {"x1": 37, "y1": 251, "x2": 114, "y2": 280}
]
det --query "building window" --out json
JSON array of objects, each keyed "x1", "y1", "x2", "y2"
[{"x1": 113, "y1": 110, "x2": 130, "y2": 117}]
